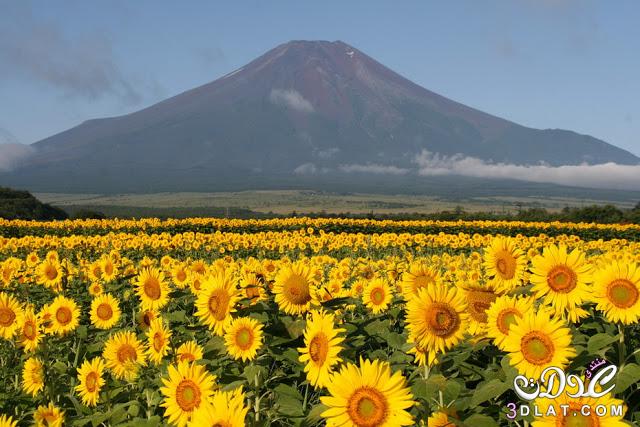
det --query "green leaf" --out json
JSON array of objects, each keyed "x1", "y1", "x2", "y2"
[
  {"x1": 471, "y1": 379, "x2": 510, "y2": 406},
  {"x1": 277, "y1": 395, "x2": 304, "y2": 417},
  {"x1": 587, "y1": 333, "x2": 620, "y2": 354},
  {"x1": 304, "y1": 403, "x2": 327, "y2": 425},
  {"x1": 275, "y1": 383, "x2": 303, "y2": 400},
  {"x1": 463, "y1": 414, "x2": 499, "y2": 427},
  {"x1": 614, "y1": 363, "x2": 640, "y2": 393}
]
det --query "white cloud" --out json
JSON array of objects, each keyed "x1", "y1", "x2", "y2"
[
  {"x1": 0, "y1": 143, "x2": 34, "y2": 172},
  {"x1": 269, "y1": 89, "x2": 314, "y2": 113},
  {"x1": 293, "y1": 163, "x2": 318, "y2": 175},
  {"x1": 339, "y1": 163, "x2": 409, "y2": 175},
  {"x1": 414, "y1": 150, "x2": 640, "y2": 190}
]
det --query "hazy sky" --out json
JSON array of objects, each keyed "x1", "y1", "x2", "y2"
[{"x1": 1, "y1": 0, "x2": 638, "y2": 156}]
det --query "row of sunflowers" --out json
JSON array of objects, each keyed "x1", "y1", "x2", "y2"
[{"x1": 0, "y1": 221, "x2": 639, "y2": 426}]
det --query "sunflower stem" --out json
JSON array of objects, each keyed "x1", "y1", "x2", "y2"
[{"x1": 617, "y1": 323, "x2": 625, "y2": 367}]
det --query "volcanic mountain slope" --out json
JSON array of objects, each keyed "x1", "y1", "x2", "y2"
[{"x1": 4, "y1": 40, "x2": 638, "y2": 192}]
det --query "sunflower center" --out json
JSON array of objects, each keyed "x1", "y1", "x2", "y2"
[
  {"x1": 176, "y1": 379, "x2": 201, "y2": 412},
  {"x1": 208, "y1": 290, "x2": 231, "y2": 321},
  {"x1": 467, "y1": 290, "x2": 497, "y2": 323},
  {"x1": 44, "y1": 265, "x2": 58, "y2": 281},
  {"x1": 283, "y1": 275, "x2": 312, "y2": 305},
  {"x1": 117, "y1": 344, "x2": 137, "y2": 363},
  {"x1": 104, "y1": 263, "x2": 114, "y2": 276},
  {"x1": 347, "y1": 387, "x2": 388, "y2": 427},
  {"x1": 370, "y1": 288, "x2": 385, "y2": 305},
  {"x1": 547, "y1": 265, "x2": 578, "y2": 293},
  {"x1": 0, "y1": 308, "x2": 15, "y2": 327},
  {"x1": 96, "y1": 303, "x2": 113, "y2": 320},
  {"x1": 144, "y1": 277, "x2": 161, "y2": 300},
  {"x1": 562, "y1": 404, "x2": 598, "y2": 427},
  {"x1": 426, "y1": 303, "x2": 461, "y2": 338},
  {"x1": 55, "y1": 307, "x2": 72, "y2": 326},
  {"x1": 85, "y1": 372, "x2": 99, "y2": 392},
  {"x1": 142, "y1": 312, "x2": 154, "y2": 328},
  {"x1": 607, "y1": 279, "x2": 638, "y2": 308},
  {"x1": 413, "y1": 274, "x2": 434, "y2": 291},
  {"x1": 497, "y1": 309, "x2": 521, "y2": 335},
  {"x1": 521, "y1": 331, "x2": 555, "y2": 365},
  {"x1": 309, "y1": 333, "x2": 329, "y2": 364},
  {"x1": 179, "y1": 352, "x2": 195, "y2": 362},
  {"x1": 235, "y1": 327, "x2": 254, "y2": 350},
  {"x1": 153, "y1": 333, "x2": 165, "y2": 351},
  {"x1": 176, "y1": 270, "x2": 187, "y2": 282},
  {"x1": 495, "y1": 251, "x2": 516, "y2": 279},
  {"x1": 23, "y1": 320, "x2": 37, "y2": 340}
]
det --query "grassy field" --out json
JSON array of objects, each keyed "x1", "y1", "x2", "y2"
[{"x1": 34, "y1": 190, "x2": 639, "y2": 217}]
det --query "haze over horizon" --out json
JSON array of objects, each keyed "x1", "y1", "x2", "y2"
[{"x1": 0, "y1": 0, "x2": 638, "y2": 157}]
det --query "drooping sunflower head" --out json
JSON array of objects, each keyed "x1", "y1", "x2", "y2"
[
  {"x1": 75, "y1": 357, "x2": 105, "y2": 407},
  {"x1": 90, "y1": 293, "x2": 121, "y2": 330},
  {"x1": 320, "y1": 358, "x2": 415, "y2": 427},
  {"x1": 160, "y1": 361, "x2": 216, "y2": 427},
  {"x1": 134, "y1": 267, "x2": 170, "y2": 311},
  {"x1": 465, "y1": 288, "x2": 498, "y2": 336},
  {"x1": 239, "y1": 272, "x2": 267, "y2": 305},
  {"x1": 273, "y1": 262, "x2": 318, "y2": 315},
  {"x1": 298, "y1": 309, "x2": 345, "y2": 389},
  {"x1": 0, "y1": 292, "x2": 24, "y2": 340},
  {"x1": 146, "y1": 317, "x2": 172, "y2": 365},
  {"x1": 486, "y1": 295, "x2": 535, "y2": 350},
  {"x1": 22, "y1": 356, "x2": 44, "y2": 397},
  {"x1": 503, "y1": 309, "x2": 576, "y2": 379},
  {"x1": 483, "y1": 237, "x2": 527, "y2": 292},
  {"x1": 592, "y1": 260, "x2": 640, "y2": 324},
  {"x1": 102, "y1": 331, "x2": 147, "y2": 382},
  {"x1": 362, "y1": 278, "x2": 394, "y2": 314},
  {"x1": 49, "y1": 295, "x2": 80, "y2": 336},
  {"x1": 224, "y1": 316, "x2": 264, "y2": 362}
]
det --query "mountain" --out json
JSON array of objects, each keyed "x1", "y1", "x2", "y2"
[{"x1": 3, "y1": 40, "x2": 638, "y2": 193}]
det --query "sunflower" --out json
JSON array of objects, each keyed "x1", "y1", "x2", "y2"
[
  {"x1": 425, "y1": 411, "x2": 456, "y2": 427},
  {"x1": 503, "y1": 309, "x2": 576, "y2": 379},
  {"x1": 75, "y1": 357, "x2": 105, "y2": 407},
  {"x1": 34, "y1": 403, "x2": 64, "y2": 427},
  {"x1": 134, "y1": 267, "x2": 170, "y2": 311},
  {"x1": 22, "y1": 356, "x2": 44, "y2": 396},
  {"x1": 137, "y1": 309, "x2": 158, "y2": 331},
  {"x1": 530, "y1": 244, "x2": 592, "y2": 315},
  {"x1": 273, "y1": 262, "x2": 318, "y2": 315},
  {"x1": 0, "y1": 292, "x2": 23, "y2": 339},
  {"x1": 592, "y1": 260, "x2": 640, "y2": 324},
  {"x1": 19, "y1": 307, "x2": 41, "y2": 352},
  {"x1": 465, "y1": 288, "x2": 498, "y2": 335},
  {"x1": 190, "y1": 387, "x2": 249, "y2": 427},
  {"x1": 100, "y1": 257, "x2": 118, "y2": 282},
  {"x1": 224, "y1": 317, "x2": 264, "y2": 362},
  {"x1": 102, "y1": 331, "x2": 147, "y2": 381},
  {"x1": 195, "y1": 271, "x2": 240, "y2": 335},
  {"x1": 531, "y1": 382, "x2": 627, "y2": 427},
  {"x1": 486, "y1": 295, "x2": 534, "y2": 351},
  {"x1": 160, "y1": 361, "x2": 216, "y2": 427},
  {"x1": 36, "y1": 259, "x2": 63, "y2": 290},
  {"x1": 239, "y1": 272, "x2": 266, "y2": 305},
  {"x1": 49, "y1": 295, "x2": 80, "y2": 335},
  {"x1": 90, "y1": 293, "x2": 121, "y2": 330},
  {"x1": 400, "y1": 262, "x2": 441, "y2": 299},
  {"x1": 175, "y1": 340, "x2": 204, "y2": 363},
  {"x1": 88, "y1": 282, "x2": 103, "y2": 297},
  {"x1": 146, "y1": 317, "x2": 172, "y2": 365},
  {"x1": 0, "y1": 415, "x2": 17, "y2": 427},
  {"x1": 320, "y1": 358, "x2": 415, "y2": 427},
  {"x1": 405, "y1": 285, "x2": 468, "y2": 366},
  {"x1": 406, "y1": 335, "x2": 433, "y2": 367},
  {"x1": 362, "y1": 278, "x2": 393, "y2": 314},
  {"x1": 170, "y1": 263, "x2": 190, "y2": 289},
  {"x1": 483, "y1": 237, "x2": 527, "y2": 292},
  {"x1": 298, "y1": 310, "x2": 345, "y2": 389}
]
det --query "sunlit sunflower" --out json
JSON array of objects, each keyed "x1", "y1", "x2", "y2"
[
  {"x1": 75, "y1": 357, "x2": 105, "y2": 407},
  {"x1": 465, "y1": 288, "x2": 498, "y2": 335},
  {"x1": 406, "y1": 285, "x2": 468, "y2": 366},
  {"x1": 483, "y1": 237, "x2": 527, "y2": 292},
  {"x1": 273, "y1": 262, "x2": 318, "y2": 315},
  {"x1": 175, "y1": 340, "x2": 204, "y2": 363},
  {"x1": 137, "y1": 309, "x2": 158, "y2": 331},
  {"x1": 48, "y1": 295, "x2": 80, "y2": 335},
  {"x1": 486, "y1": 295, "x2": 535, "y2": 351},
  {"x1": 160, "y1": 361, "x2": 216, "y2": 427},
  {"x1": 146, "y1": 317, "x2": 172, "y2": 365},
  {"x1": 400, "y1": 262, "x2": 441, "y2": 299},
  {"x1": 195, "y1": 271, "x2": 240, "y2": 335},
  {"x1": 134, "y1": 267, "x2": 170, "y2": 311},
  {"x1": 0, "y1": 414, "x2": 17, "y2": 427},
  {"x1": 88, "y1": 282, "x2": 103, "y2": 297},
  {"x1": 224, "y1": 317, "x2": 263, "y2": 362},
  {"x1": 320, "y1": 358, "x2": 415, "y2": 427},
  {"x1": 0, "y1": 292, "x2": 23, "y2": 339},
  {"x1": 38, "y1": 304, "x2": 55, "y2": 335},
  {"x1": 102, "y1": 331, "x2": 147, "y2": 381},
  {"x1": 190, "y1": 387, "x2": 249, "y2": 427},
  {"x1": 298, "y1": 309, "x2": 345, "y2": 389},
  {"x1": 34, "y1": 403, "x2": 64, "y2": 427},
  {"x1": 100, "y1": 257, "x2": 118, "y2": 282},
  {"x1": 19, "y1": 307, "x2": 41, "y2": 352},
  {"x1": 22, "y1": 356, "x2": 44, "y2": 396},
  {"x1": 362, "y1": 278, "x2": 393, "y2": 314},
  {"x1": 531, "y1": 382, "x2": 627, "y2": 427},
  {"x1": 170, "y1": 263, "x2": 191, "y2": 289},
  {"x1": 530, "y1": 244, "x2": 592, "y2": 315},
  {"x1": 239, "y1": 272, "x2": 267, "y2": 305},
  {"x1": 90, "y1": 293, "x2": 121, "y2": 330},
  {"x1": 36, "y1": 259, "x2": 63, "y2": 291},
  {"x1": 406, "y1": 335, "x2": 435, "y2": 367},
  {"x1": 592, "y1": 260, "x2": 640, "y2": 324},
  {"x1": 503, "y1": 309, "x2": 576, "y2": 379},
  {"x1": 425, "y1": 411, "x2": 456, "y2": 427}
]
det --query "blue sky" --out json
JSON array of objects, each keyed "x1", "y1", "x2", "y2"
[{"x1": 1, "y1": 0, "x2": 638, "y2": 156}]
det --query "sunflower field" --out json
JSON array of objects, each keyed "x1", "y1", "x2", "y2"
[{"x1": 0, "y1": 218, "x2": 639, "y2": 426}]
